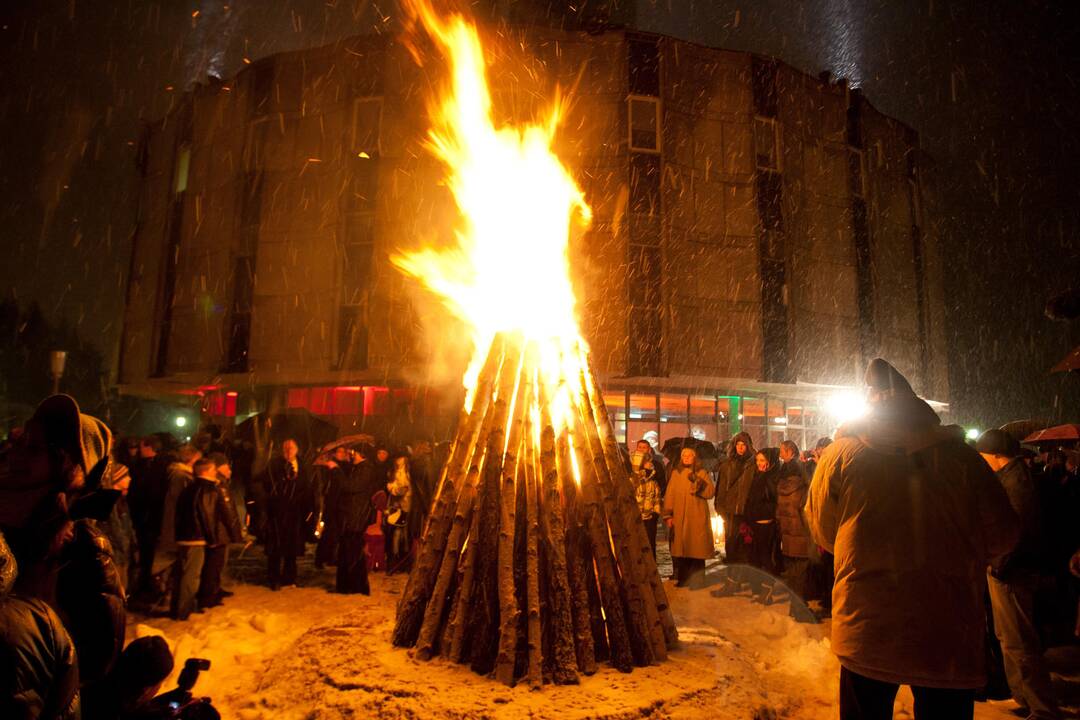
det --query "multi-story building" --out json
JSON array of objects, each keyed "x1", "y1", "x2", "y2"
[{"x1": 117, "y1": 23, "x2": 949, "y2": 450}]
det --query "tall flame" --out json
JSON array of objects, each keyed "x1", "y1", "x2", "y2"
[{"x1": 392, "y1": 0, "x2": 594, "y2": 430}]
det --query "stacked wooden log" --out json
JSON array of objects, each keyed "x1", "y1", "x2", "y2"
[{"x1": 392, "y1": 332, "x2": 677, "y2": 687}]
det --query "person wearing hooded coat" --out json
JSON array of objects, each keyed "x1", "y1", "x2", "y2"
[
  {"x1": 0, "y1": 395, "x2": 126, "y2": 699},
  {"x1": 0, "y1": 530, "x2": 81, "y2": 720},
  {"x1": 805, "y1": 359, "x2": 1020, "y2": 719},
  {"x1": 714, "y1": 431, "x2": 756, "y2": 566},
  {"x1": 662, "y1": 447, "x2": 715, "y2": 589}
]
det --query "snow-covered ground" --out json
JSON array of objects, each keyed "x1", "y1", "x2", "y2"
[{"x1": 128, "y1": 547, "x2": 1079, "y2": 719}]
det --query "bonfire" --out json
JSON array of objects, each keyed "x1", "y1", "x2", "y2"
[{"x1": 390, "y1": 0, "x2": 677, "y2": 687}]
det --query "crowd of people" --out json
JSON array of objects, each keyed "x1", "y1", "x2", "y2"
[
  {"x1": 3, "y1": 355, "x2": 1080, "y2": 719},
  {"x1": 638, "y1": 358, "x2": 1080, "y2": 720},
  {"x1": 0, "y1": 392, "x2": 441, "y2": 719}
]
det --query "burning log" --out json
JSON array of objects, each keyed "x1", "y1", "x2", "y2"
[
  {"x1": 393, "y1": 333, "x2": 676, "y2": 686},
  {"x1": 388, "y1": 0, "x2": 675, "y2": 688}
]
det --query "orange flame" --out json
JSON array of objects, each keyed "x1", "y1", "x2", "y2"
[{"x1": 392, "y1": 0, "x2": 594, "y2": 436}]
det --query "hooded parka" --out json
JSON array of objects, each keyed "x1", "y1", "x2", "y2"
[{"x1": 805, "y1": 359, "x2": 1020, "y2": 689}]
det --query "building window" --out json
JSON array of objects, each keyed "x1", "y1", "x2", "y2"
[
  {"x1": 627, "y1": 244, "x2": 662, "y2": 376},
  {"x1": 848, "y1": 147, "x2": 866, "y2": 199},
  {"x1": 628, "y1": 96, "x2": 661, "y2": 153},
  {"x1": 174, "y1": 146, "x2": 191, "y2": 194},
  {"x1": 628, "y1": 34, "x2": 660, "y2": 96},
  {"x1": 352, "y1": 97, "x2": 382, "y2": 158},
  {"x1": 337, "y1": 214, "x2": 374, "y2": 370},
  {"x1": 753, "y1": 117, "x2": 780, "y2": 172},
  {"x1": 751, "y1": 58, "x2": 779, "y2": 118},
  {"x1": 629, "y1": 153, "x2": 661, "y2": 216},
  {"x1": 224, "y1": 256, "x2": 254, "y2": 373}
]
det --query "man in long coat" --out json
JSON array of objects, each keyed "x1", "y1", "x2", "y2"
[
  {"x1": 261, "y1": 439, "x2": 313, "y2": 590},
  {"x1": 806, "y1": 359, "x2": 1019, "y2": 719},
  {"x1": 662, "y1": 447, "x2": 715, "y2": 589},
  {"x1": 334, "y1": 447, "x2": 382, "y2": 594}
]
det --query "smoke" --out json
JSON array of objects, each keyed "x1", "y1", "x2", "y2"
[{"x1": 183, "y1": 1, "x2": 244, "y2": 88}]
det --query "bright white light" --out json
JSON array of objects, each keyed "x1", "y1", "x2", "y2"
[
  {"x1": 771, "y1": 417, "x2": 788, "y2": 425},
  {"x1": 826, "y1": 391, "x2": 869, "y2": 424},
  {"x1": 175, "y1": 416, "x2": 188, "y2": 428},
  {"x1": 965, "y1": 428, "x2": 980, "y2": 441}
]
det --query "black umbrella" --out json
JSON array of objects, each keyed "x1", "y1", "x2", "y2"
[
  {"x1": 660, "y1": 436, "x2": 718, "y2": 466},
  {"x1": 235, "y1": 407, "x2": 339, "y2": 456}
]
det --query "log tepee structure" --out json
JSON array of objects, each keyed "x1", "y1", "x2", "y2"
[
  {"x1": 392, "y1": 335, "x2": 678, "y2": 686},
  {"x1": 389, "y1": 0, "x2": 677, "y2": 687}
]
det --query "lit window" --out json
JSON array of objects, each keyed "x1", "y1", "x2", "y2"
[
  {"x1": 628, "y1": 96, "x2": 661, "y2": 153},
  {"x1": 174, "y1": 146, "x2": 191, "y2": 193}
]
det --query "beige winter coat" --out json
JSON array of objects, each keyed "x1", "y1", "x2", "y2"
[
  {"x1": 662, "y1": 466, "x2": 716, "y2": 560},
  {"x1": 805, "y1": 396, "x2": 1019, "y2": 689}
]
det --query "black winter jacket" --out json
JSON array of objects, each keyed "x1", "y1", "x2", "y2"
[
  {"x1": 744, "y1": 465, "x2": 780, "y2": 522},
  {"x1": 261, "y1": 458, "x2": 314, "y2": 557},
  {"x1": 175, "y1": 477, "x2": 242, "y2": 547},
  {"x1": 55, "y1": 520, "x2": 126, "y2": 688},
  {"x1": 0, "y1": 532, "x2": 81, "y2": 720},
  {"x1": 336, "y1": 461, "x2": 382, "y2": 534}
]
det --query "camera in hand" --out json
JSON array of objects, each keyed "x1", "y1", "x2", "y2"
[{"x1": 142, "y1": 658, "x2": 220, "y2": 720}]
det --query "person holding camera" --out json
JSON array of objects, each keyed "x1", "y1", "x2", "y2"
[
  {"x1": 662, "y1": 447, "x2": 715, "y2": 589},
  {"x1": 631, "y1": 439, "x2": 662, "y2": 557}
]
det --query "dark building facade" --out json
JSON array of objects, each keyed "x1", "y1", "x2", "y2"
[{"x1": 117, "y1": 23, "x2": 948, "y2": 449}]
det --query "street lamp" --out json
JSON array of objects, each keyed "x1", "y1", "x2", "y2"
[{"x1": 49, "y1": 350, "x2": 67, "y2": 395}]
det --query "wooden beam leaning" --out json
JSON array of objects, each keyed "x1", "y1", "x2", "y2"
[
  {"x1": 523, "y1": 394, "x2": 543, "y2": 689},
  {"x1": 393, "y1": 335, "x2": 506, "y2": 648},
  {"x1": 582, "y1": 367, "x2": 678, "y2": 648},
  {"x1": 554, "y1": 421, "x2": 598, "y2": 675},
  {"x1": 568, "y1": 403, "x2": 634, "y2": 673},
  {"x1": 537, "y1": 392, "x2": 579, "y2": 685},
  {"x1": 414, "y1": 391, "x2": 501, "y2": 659},
  {"x1": 494, "y1": 360, "x2": 531, "y2": 686},
  {"x1": 454, "y1": 335, "x2": 525, "y2": 668},
  {"x1": 573, "y1": 372, "x2": 665, "y2": 664}
]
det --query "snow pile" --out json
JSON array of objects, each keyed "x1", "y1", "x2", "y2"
[{"x1": 130, "y1": 572, "x2": 1042, "y2": 719}]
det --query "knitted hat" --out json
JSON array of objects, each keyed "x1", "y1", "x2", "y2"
[
  {"x1": 976, "y1": 429, "x2": 1020, "y2": 458},
  {"x1": 116, "y1": 636, "x2": 174, "y2": 691}
]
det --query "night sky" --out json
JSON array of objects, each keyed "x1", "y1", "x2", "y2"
[{"x1": 1, "y1": 0, "x2": 1078, "y2": 428}]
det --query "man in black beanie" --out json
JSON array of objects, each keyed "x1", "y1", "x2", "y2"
[
  {"x1": 806, "y1": 359, "x2": 1020, "y2": 719},
  {"x1": 977, "y1": 429, "x2": 1061, "y2": 719}
]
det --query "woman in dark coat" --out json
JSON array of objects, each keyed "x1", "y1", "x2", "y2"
[
  {"x1": 714, "y1": 431, "x2": 756, "y2": 567},
  {"x1": 775, "y1": 440, "x2": 813, "y2": 600},
  {"x1": 335, "y1": 450, "x2": 382, "y2": 594},
  {"x1": 743, "y1": 448, "x2": 781, "y2": 601}
]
